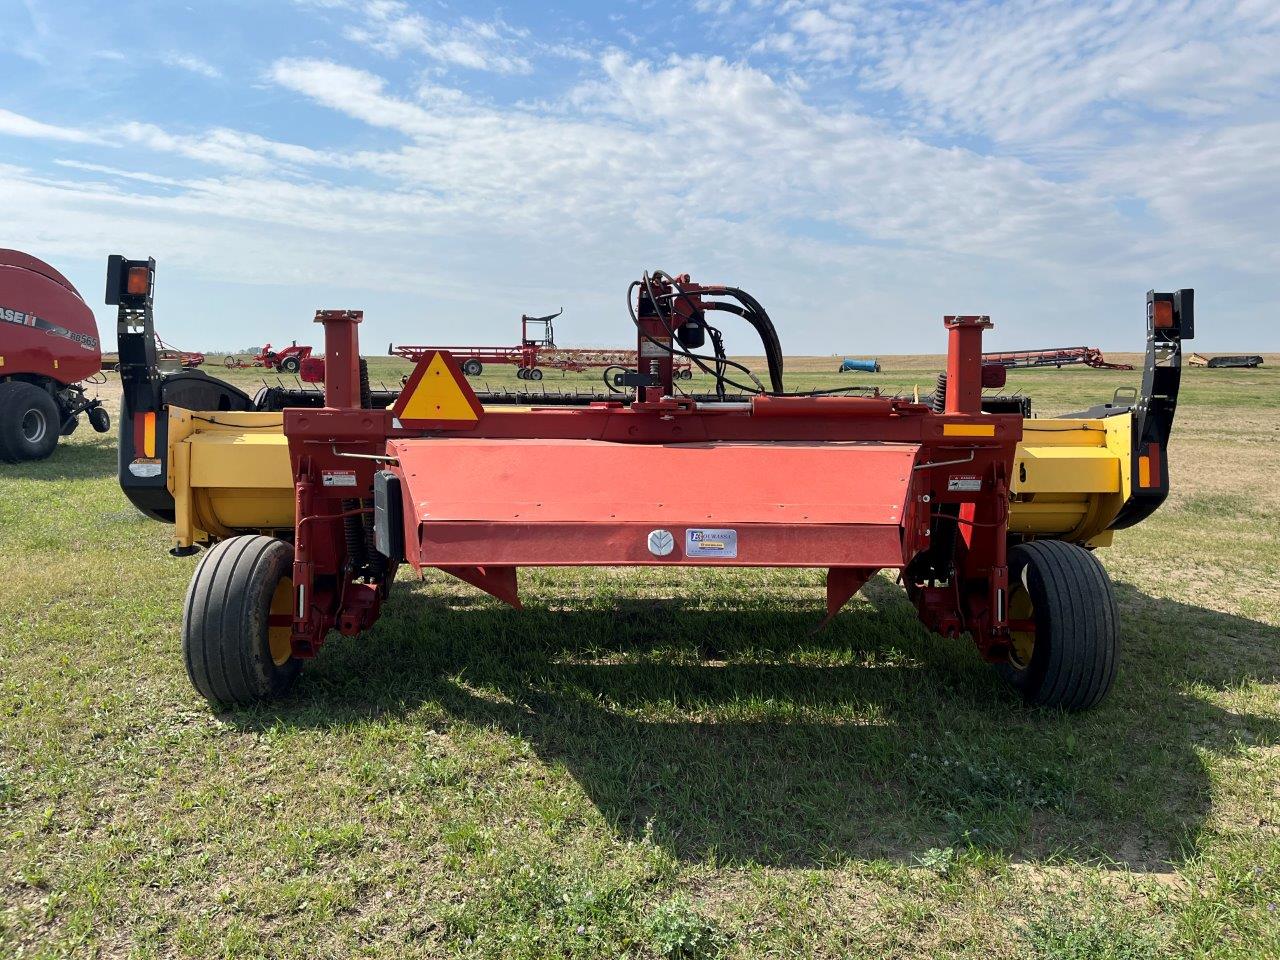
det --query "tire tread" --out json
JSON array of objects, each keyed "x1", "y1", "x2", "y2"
[
  {"x1": 1005, "y1": 539, "x2": 1118, "y2": 711},
  {"x1": 181, "y1": 535, "x2": 300, "y2": 706}
]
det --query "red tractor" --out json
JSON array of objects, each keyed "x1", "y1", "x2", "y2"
[
  {"x1": 226, "y1": 342, "x2": 313, "y2": 374},
  {"x1": 0, "y1": 249, "x2": 110, "y2": 462}
]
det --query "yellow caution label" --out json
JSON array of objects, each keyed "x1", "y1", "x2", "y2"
[
  {"x1": 392, "y1": 351, "x2": 483, "y2": 427},
  {"x1": 943, "y1": 423, "x2": 996, "y2": 437}
]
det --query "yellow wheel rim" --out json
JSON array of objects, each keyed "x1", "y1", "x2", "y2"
[
  {"x1": 1008, "y1": 576, "x2": 1035, "y2": 669},
  {"x1": 268, "y1": 576, "x2": 294, "y2": 667}
]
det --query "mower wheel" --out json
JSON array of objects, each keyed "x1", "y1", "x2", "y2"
[
  {"x1": 998, "y1": 539, "x2": 1118, "y2": 711},
  {"x1": 280, "y1": 356, "x2": 301, "y2": 374},
  {"x1": 182, "y1": 535, "x2": 302, "y2": 706},
  {"x1": 529, "y1": 368, "x2": 543, "y2": 381},
  {"x1": 517, "y1": 368, "x2": 528, "y2": 380},
  {"x1": 462, "y1": 359, "x2": 483, "y2": 376},
  {"x1": 88, "y1": 406, "x2": 111, "y2": 433},
  {"x1": 0, "y1": 381, "x2": 61, "y2": 462}
]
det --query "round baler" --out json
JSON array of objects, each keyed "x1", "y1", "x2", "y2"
[{"x1": 0, "y1": 249, "x2": 110, "y2": 462}]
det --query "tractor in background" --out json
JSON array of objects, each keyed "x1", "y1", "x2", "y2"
[{"x1": 0, "y1": 249, "x2": 110, "y2": 462}]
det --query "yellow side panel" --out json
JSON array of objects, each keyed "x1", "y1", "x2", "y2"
[
  {"x1": 166, "y1": 409, "x2": 294, "y2": 547},
  {"x1": 1013, "y1": 447, "x2": 1119, "y2": 494},
  {"x1": 188, "y1": 432, "x2": 293, "y2": 489},
  {"x1": 1009, "y1": 413, "x2": 1132, "y2": 544}
]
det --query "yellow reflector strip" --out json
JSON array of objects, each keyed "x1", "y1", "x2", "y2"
[
  {"x1": 398, "y1": 353, "x2": 480, "y2": 423},
  {"x1": 943, "y1": 423, "x2": 996, "y2": 437},
  {"x1": 1138, "y1": 454, "x2": 1151, "y2": 487},
  {"x1": 143, "y1": 411, "x2": 156, "y2": 458}
]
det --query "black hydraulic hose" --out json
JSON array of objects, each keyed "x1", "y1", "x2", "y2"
[
  {"x1": 649, "y1": 271, "x2": 783, "y2": 393},
  {"x1": 603, "y1": 364, "x2": 629, "y2": 394},
  {"x1": 628, "y1": 279, "x2": 766, "y2": 394}
]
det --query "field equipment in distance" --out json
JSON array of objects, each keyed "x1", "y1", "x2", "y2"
[
  {"x1": 0, "y1": 249, "x2": 111, "y2": 462},
  {"x1": 983, "y1": 346, "x2": 1133, "y2": 370},
  {"x1": 1187, "y1": 353, "x2": 1262, "y2": 369},
  {"x1": 839, "y1": 358, "x2": 881, "y2": 373},
  {"x1": 115, "y1": 259, "x2": 1194, "y2": 713},
  {"x1": 392, "y1": 309, "x2": 693, "y2": 382},
  {"x1": 225, "y1": 341, "x2": 313, "y2": 373}
]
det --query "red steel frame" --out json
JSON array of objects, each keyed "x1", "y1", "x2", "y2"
[{"x1": 286, "y1": 283, "x2": 1022, "y2": 667}]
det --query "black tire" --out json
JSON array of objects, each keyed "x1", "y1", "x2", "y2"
[
  {"x1": 462, "y1": 359, "x2": 483, "y2": 376},
  {"x1": 517, "y1": 368, "x2": 529, "y2": 380},
  {"x1": 529, "y1": 368, "x2": 543, "y2": 381},
  {"x1": 998, "y1": 540, "x2": 1118, "y2": 711},
  {"x1": 280, "y1": 356, "x2": 301, "y2": 374},
  {"x1": 182, "y1": 535, "x2": 302, "y2": 706},
  {"x1": 0, "y1": 381, "x2": 61, "y2": 462},
  {"x1": 88, "y1": 406, "x2": 111, "y2": 433}
]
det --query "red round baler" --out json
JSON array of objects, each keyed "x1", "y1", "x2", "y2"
[{"x1": 0, "y1": 249, "x2": 110, "y2": 461}]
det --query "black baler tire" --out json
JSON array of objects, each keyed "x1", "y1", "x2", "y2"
[
  {"x1": 0, "y1": 381, "x2": 61, "y2": 463},
  {"x1": 999, "y1": 540, "x2": 1118, "y2": 711},
  {"x1": 182, "y1": 535, "x2": 302, "y2": 706}
]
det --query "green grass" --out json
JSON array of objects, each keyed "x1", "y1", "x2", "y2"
[{"x1": 1, "y1": 359, "x2": 1277, "y2": 958}]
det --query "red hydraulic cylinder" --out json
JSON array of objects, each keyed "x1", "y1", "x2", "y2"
[
  {"x1": 943, "y1": 314, "x2": 992, "y2": 415},
  {"x1": 315, "y1": 309, "x2": 363, "y2": 409}
]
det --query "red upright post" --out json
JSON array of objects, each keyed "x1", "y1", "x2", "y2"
[
  {"x1": 315, "y1": 309, "x2": 363, "y2": 409},
  {"x1": 943, "y1": 314, "x2": 992, "y2": 415}
]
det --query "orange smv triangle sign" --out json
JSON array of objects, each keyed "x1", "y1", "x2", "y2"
[{"x1": 392, "y1": 351, "x2": 484, "y2": 428}]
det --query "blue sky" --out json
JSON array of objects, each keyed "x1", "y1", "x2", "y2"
[{"x1": 1, "y1": 0, "x2": 1277, "y2": 353}]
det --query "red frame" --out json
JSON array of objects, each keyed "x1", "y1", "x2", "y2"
[{"x1": 284, "y1": 294, "x2": 1021, "y2": 666}]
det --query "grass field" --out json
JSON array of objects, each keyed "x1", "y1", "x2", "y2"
[{"x1": 2, "y1": 354, "x2": 1277, "y2": 958}]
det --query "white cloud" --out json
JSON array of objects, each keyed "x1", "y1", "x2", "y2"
[
  {"x1": 311, "y1": 0, "x2": 532, "y2": 73},
  {"x1": 4, "y1": 2, "x2": 1277, "y2": 352},
  {"x1": 162, "y1": 53, "x2": 222, "y2": 79},
  {"x1": 759, "y1": 0, "x2": 1280, "y2": 147},
  {"x1": 0, "y1": 108, "x2": 100, "y2": 144}
]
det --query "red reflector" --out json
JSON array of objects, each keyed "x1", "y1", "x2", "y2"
[
  {"x1": 1152, "y1": 300, "x2": 1173, "y2": 329},
  {"x1": 126, "y1": 265, "x2": 149, "y2": 296}
]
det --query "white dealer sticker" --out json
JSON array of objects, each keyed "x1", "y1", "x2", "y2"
[
  {"x1": 686, "y1": 528, "x2": 738, "y2": 558},
  {"x1": 947, "y1": 476, "x2": 983, "y2": 492},
  {"x1": 321, "y1": 469, "x2": 358, "y2": 488}
]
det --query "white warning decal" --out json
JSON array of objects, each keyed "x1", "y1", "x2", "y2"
[
  {"x1": 322, "y1": 469, "x2": 358, "y2": 488},
  {"x1": 947, "y1": 476, "x2": 982, "y2": 492},
  {"x1": 686, "y1": 528, "x2": 737, "y2": 558}
]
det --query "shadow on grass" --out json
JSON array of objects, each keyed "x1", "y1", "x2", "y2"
[
  {"x1": 0, "y1": 434, "x2": 116, "y2": 481},
  {"x1": 229, "y1": 576, "x2": 1279, "y2": 871}
]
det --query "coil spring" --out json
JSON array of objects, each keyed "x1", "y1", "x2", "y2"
[{"x1": 931, "y1": 372, "x2": 947, "y2": 413}]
